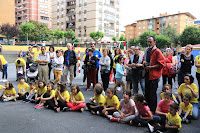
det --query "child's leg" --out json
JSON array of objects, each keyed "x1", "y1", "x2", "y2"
[
  {"x1": 166, "y1": 128, "x2": 179, "y2": 133},
  {"x1": 120, "y1": 82, "x2": 126, "y2": 92},
  {"x1": 92, "y1": 106, "x2": 104, "y2": 113},
  {"x1": 58, "y1": 100, "x2": 67, "y2": 110},
  {"x1": 124, "y1": 115, "x2": 136, "y2": 122},
  {"x1": 86, "y1": 103, "x2": 96, "y2": 111},
  {"x1": 148, "y1": 115, "x2": 161, "y2": 124},
  {"x1": 113, "y1": 112, "x2": 121, "y2": 118},
  {"x1": 107, "y1": 109, "x2": 117, "y2": 116},
  {"x1": 2, "y1": 95, "x2": 8, "y2": 99},
  {"x1": 66, "y1": 102, "x2": 75, "y2": 108},
  {"x1": 70, "y1": 103, "x2": 85, "y2": 111},
  {"x1": 154, "y1": 114, "x2": 165, "y2": 125},
  {"x1": 192, "y1": 103, "x2": 199, "y2": 120},
  {"x1": 113, "y1": 81, "x2": 119, "y2": 89},
  {"x1": 9, "y1": 95, "x2": 19, "y2": 101},
  {"x1": 133, "y1": 116, "x2": 148, "y2": 126}
]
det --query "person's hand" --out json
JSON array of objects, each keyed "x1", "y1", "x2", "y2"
[
  {"x1": 90, "y1": 105, "x2": 94, "y2": 108},
  {"x1": 131, "y1": 63, "x2": 136, "y2": 67},
  {"x1": 55, "y1": 101, "x2": 58, "y2": 106},
  {"x1": 146, "y1": 66, "x2": 153, "y2": 70},
  {"x1": 87, "y1": 62, "x2": 91, "y2": 65},
  {"x1": 135, "y1": 64, "x2": 141, "y2": 67},
  {"x1": 165, "y1": 123, "x2": 169, "y2": 128},
  {"x1": 102, "y1": 109, "x2": 106, "y2": 114},
  {"x1": 143, "y1": 61, "x2": 147, "y2": 65},
  {"x1": 120, "y1": 113, "x2": 125, "y2": 119},
  {"x1": 186, "y1": 85, "x2": 191, "y2": 89},
  {"x1": 181, "y1": 59, "x2": 184, "y2": 62},
  {"x1": 1, "y1": 66, "x2": 3, "y2": 69}
]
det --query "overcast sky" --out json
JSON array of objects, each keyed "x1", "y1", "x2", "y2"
[{"x1": 120, "y1": 0, "x2": 200, "y2": 30}]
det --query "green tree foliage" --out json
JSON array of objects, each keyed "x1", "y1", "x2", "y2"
[
  {"x1": 119, "y1": 34, "x2": 126, "y2": 41},
  {"x1": 112, "y1": 36, "x2": 117, "y2": 41},
  {"x1": 0, "y1": 23, "x2": 19, "y2": 45},
  {"x1": 19, "y1": 22, "x2": 35, "y2": 45},
  {"x1": 64, "y1": 29, "x2": 75, "y2": 43},
  {"x1": 89, "y1": 31, "x2": 104, "y2": 41},
  {"x1": 163, "y1": 24, "x2": 180, "y2": 46},
  {"x1": 139, "y1": 30, "x2": 157, "y2": 47},
  {"x1": 155, "y1": 35, "x2": 171, "y2": 49},
  {"x1": 72, "y1": 38, "x2": 81, "y2": 47},
  {"x1": 53, "y1": 30, "x2": 64, "y2": 45},
  {"x1": 179, "y1": 26, "x2": 200, "y2": 46}
]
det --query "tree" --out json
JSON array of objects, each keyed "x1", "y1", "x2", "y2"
[
  {"x1": 139, "y1": 30, "x2": 157, "y2": 47},
  {"x1": 89, "y1": 31, "x2": 104, "y2": 41},
  {"x1": 0, "y1": 23, "x2": 19, "y2": 45},
  {"x1": 134, "y1": 38, "x2": 140, "y2": 45},
  {"x1": 64, "y1": 29, "x2": 75, "y2": 43},
  {"x1": 179, "y1": 26, "x2": 200, "y2": 46},
  {"x1": 53, "y1": 30, "x2": 64, "y2": 45},
  {"x1": 19, "y1": 22, "x2": 35, "y2": 45},
  {"x1": 155, "y1": 35, "x2": 171, "y2": 49},
  {"x1": 112, "y1": 36, "x2": 117, "y2": 41},
  {"x1": 72, "y1": 38, "x2": 81, "y2": 47},
  {"x1": 119, "y1": 34, "x2": 125, "y2": 41},
  {"x1": 163, "y1": 24, "x2": 180, "y2": 46}
]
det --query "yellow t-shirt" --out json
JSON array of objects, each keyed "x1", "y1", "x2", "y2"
[
  {"x1": 15, "y1": 58, "x2": 26, "y2": 66},
  {"x1": 55, "y1": 88, "x2": 70, "y2": 102},
  {"x1": 0, "y1": 85, "x2": 4, "y2": 91},
  {"x1": 83, "y1": 54, "x2": 86, "y2": 59},
  {"x1": 47, "y1": 90, "x2": 55, "y2": 97},
  {"x1": 70, "y1": 91, "x2": 84, "y2": 101},
  {"x1": 33, "y1": 49, "x2": 41, "y2": 62},
  {"x1": 179, "y1": 102, "x2": 193, "y2": 116},
  {"x1": 29, "y1": 87, "x2": 37, "y2": 93},
  {"x1": 105, "y1": 95, "x2": 120, "y2": 110},
  {"x1": 160, "y1": 92, "x2": 176, "y2": 101},
  {"x1": 178, "y1": 83, "x2": 198, "y2": 103},
  {"x1": 93, "y1": 94, "x2": 105, "y2": 106},
  {"x1": 0, "y1": 55, "x2": 7, "y2": 65},
  {"x1": 113, "y1": 55, "x2": 119, "y2": 69},
  {"x1": 195, "y1": 55, "x2": 200, "y2": 74},
  {"x1": 3, "y1": 88, "x2": 17, "y2": 95},
  {"x1": 17, "y1": 83, "x2": 29, "y2": 93},
  {"x1": 37, "y1": 86, "x2": 47, "y2": 95},
  {"x1": 166, "y1": 112, "x2": 182, "y2": 130}
]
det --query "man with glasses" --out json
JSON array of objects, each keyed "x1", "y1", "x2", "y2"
[
  {"x1": 88, "y1": 44, "x2": 102, "y2": 83},
  {"x1": 128, "y1": 46, "x2": 145, "y2": 95},
  {"x1": 37, "y1": 46, "x2": 50, "y2": 83},
  {"x1": 143, "y1": 36, "x2": 165, "y2": 113}
]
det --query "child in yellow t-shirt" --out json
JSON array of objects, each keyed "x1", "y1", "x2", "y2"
[
  {"x1": 160, "y1": 84, "x2": 178, "y2": 103},
  {"x1": 24, "y1": 82, "x2": 37, "y2": 103},
  {"x1": 2, "y1": 82, "x2": 19, "y2": 102},
  {"x1": 102, "y1": 88, "x2": 120, "y2": 118},
  {"x1": 178, "y1": 94, "x2": 193, "y2": 124},
  {"x1": 66, "y1": 85, "x2": 85, "y2": 112},
  {"x1": 35, "y1": 80, "x2": 47, "y2": 104},
  {"x1": 52, "y1": 82, "x2": 69, "y2": 112},
  {"x1": 34, "y1": 82, "x2": 55, "y2": 109},
  {"x1": 166, "y1": 103, "x2": 182, "y2": 133},
  {"x1": 17, "y1": 76, "x2": 29, "y2": 101},
  {"x1": 86, "y1": 84, "x2": 105, "y2": 115}
]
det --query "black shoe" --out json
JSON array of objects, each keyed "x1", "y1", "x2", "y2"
[{"x1": 63, "y1": 107, "x2": 69, "y2": 112}]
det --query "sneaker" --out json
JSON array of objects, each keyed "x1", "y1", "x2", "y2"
[
  {"x1": 116, "y1": 87, "x2": 121, "y2": 91},
  {"x1": 80, "y1": 83, "x2": 86, "y2": 86},
  {"x1": 13, "y1": 98, "x2": 17, "y2": 102},
  {"x1": 63, "y1": 107, "x2": 69, "y2": 112},
  {"x1": 80, "y1": 108, "x2": 84, "y2": 112},
  {"x1": 109, "y1": 82, "x2": 115, "y2": 84},
  {"x1": 148, "y1": 123, "x2": 154, "y2": 132},
  {"x1": 110, "y1": 117, "x2": 119, "y2": 122},
  {"x1": 107, "y1": 115, "x2": 112, "y2": 119},
  {"x1": 2, "y1": 79, "x2": 7, "y2": 82},
  {"x1": 137, "y1": 123, "x2": 142, "y2": 127},
  {"x1": 3, "y1": 99, "x2": 9, "y2": 102},
  {"x1": 34, "y1": 105, "x2": 39, "y2": 109},
  {"x1": 85, "y1": 88, "x2": 91, "y2": 91},
  {"x1": 96, "y1": 111, "x2": 100, "y2": 115},
  {"x1": 56, "y1": 107, "x2": 60, "y2": 112},
  {"x1": 35, "y1": 105, "x2": 44, "y2": 109},
  {"x1": 30, "y1": 99, "x2": 35, "y2": 103}
]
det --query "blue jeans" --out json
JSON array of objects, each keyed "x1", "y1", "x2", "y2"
[
  {"x1": 192, "y1": 103, "x2": 199, "y2": 120},
  {"x1": 132, "y1": 77, "x2": 145, "y2": 95},
  {"x1": 2, "y1": 63, "x2": 8, "y2": 79},
  {"x1": 133, "y1": 115, "x2": 161, "y2": 126}
]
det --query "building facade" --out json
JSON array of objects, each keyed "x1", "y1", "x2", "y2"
[
  {"x1": 15, "y1": 0, "x2": 52, "y2": 29},
  {"x1": 125, "y1": 12, "x2": 196, "y2": 39},
  {"x1": 125, "y1": 23, "x2": 136, "y2": 41},
  {"x1": 52, "y1": 0, "x2": 120, "y2": 43}
]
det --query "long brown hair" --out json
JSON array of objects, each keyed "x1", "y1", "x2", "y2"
[{"x1": 114, "y1": 47, "x2": 122, "y2": 56}]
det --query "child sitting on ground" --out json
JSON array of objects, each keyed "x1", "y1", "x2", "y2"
[
  {"x1": 2, "y1": 82, "x2": 19, "y2": 102},
  {"x1": 160, "y1": 84, "x2": 178, "y2": 103},
  {"x1": 179, "y1": 94, "x2": 193, "y2": 124},
  {"x1": 24, "y1": 81, "x2": 37, "y2": 103},
  {"x1": 86, "y1": 84, "x2": 105, "y2": 115},
  {"x1": 17, "y1": 76, "x2": 29, "y2": 101},
  {"x1": 34, "y1": 80, "x2": 47, "y2": 104},
  {"x1": 110, "y1": 90, "x2": 138, "y2": 123}
]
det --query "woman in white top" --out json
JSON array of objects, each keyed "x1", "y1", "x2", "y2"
[
  {"x1": 53, "y1": 50, "x2": 64, "y2": 85},
  {"x1": 49, "y1": 46, "x2": 56, "y2": 80}
]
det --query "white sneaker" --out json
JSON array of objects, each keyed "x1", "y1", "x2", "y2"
[
  {"x1": 107, "y1": 115, "x2": 112, "y2": 119},
  {"x1": 116, "y1": 87, "x2": 121, "y2": 91},
  {"x1": 109, "y1": 82, "x2": 115, "y2": 84},
  {"x1": 91, "y1": 84, "x2": 93, "y2": 87},
  {"x1": 2, "y1": 79, "x2": 7, "y2": 82},
  {"x1": 80, "y1": 83, "x2": 86, "y2": 86},
  {"x1": 148, "y1": 123, "x2": 154, "y2": 132}
]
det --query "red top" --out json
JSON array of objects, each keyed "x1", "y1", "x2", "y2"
[{"x1": 163, "y1": 56, "x2": 172, "y2": 76}]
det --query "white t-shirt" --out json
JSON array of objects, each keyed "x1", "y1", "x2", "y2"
[
  {"x1": 49, "y1": 52, "x2": 56, "y2": 62},
  {"x1": 120, "y1": 99, "x2": 138, "y2": 115}
]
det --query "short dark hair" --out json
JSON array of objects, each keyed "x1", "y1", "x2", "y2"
[
  {"x1": 115, "y1": 55, "x2": 123, "y2": 63},
  {"x1": 184, "y1": 94, "x2": 191, "y2": 101},
  {"x1": 107, "y1": 87, "x2": 116, "y2": 95},
  {"x1": 17, "y1": 59, "x2": 21, "y2": 64},
  {"x1": 162, "y1": 84, "x2": 172, "y2": 92},
  {"x1": 49, "y1": 46, "x2": 54, "y2": 52},
  {"x1": 47, "y1": 82, "x2": 54, "y2": 90},
  {"x1": 71, "y1": 84, "x2": 80, "y2": 93},
  {"x1": 18, "y1": 76, "x2": 25, "y2": 80},
  {"x1": 94, "y1": 84, "x2": 103, "y2": 95},
  {"x1": 164, "y1": 91, "x2": 172, "y2": 98},
  {"x1": 38, "y1": 80, "x2": 46, "y2": 88},
  {"x1": 29, "y1": 81, "x2": 35, "y2": 85},
  {"x1": 41, "y1": 46, "x2": 46, "y2": 50},
  {"x1": 57, "y1": 82, "x2": 67, "y2": 93},
  {"x1": 184, "y1": 74, "x2": 194, "y2": 84},
  {"x1": 170, "y1": 103, "x2": 179, "y2": 111},
  {"x1": 124, "y1": 90, "x2": 132, "y2": 98},
  {"x1": 88, "y1": 48, "x2": 93, "y2": 53},
  {"x1": 148, "y1": 36, "x2": 156, "y2": 42},
  {"x1": 56, "y1": 50, "x2": 60, "y2": 53},
  {"x1": 5, "y1": 81, "x2": 14, "y2": 90}
]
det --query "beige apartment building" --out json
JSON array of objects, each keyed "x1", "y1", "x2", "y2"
[
  {"x1": 52, "y1": 0, "x2": 120, "y2": 43},
  {"x1": 125, "y1": 12, "x2": 196, "y2": 40}
]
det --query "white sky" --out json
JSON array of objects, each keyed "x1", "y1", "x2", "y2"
[{"x1": 120, "y1": 0, "x2": 200, "y2": 30}]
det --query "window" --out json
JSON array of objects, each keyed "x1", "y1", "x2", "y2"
[
  {"x1": 57, "y1": 26, "x2": 59, "y2": 29},
  {"x1": 57, "y1": 19, "x2": 59, "y2": 22},
  {"x1": 79, "y1": 22, "x2": 81, "y2": 27},
  {"x1": 84, "y1": 6, "x2": 87, "y2": 11},
  {"x1": 130, "y1": 36, "x2": 132, "y2": 38},
  {"x1": 84, "y1": 14, "x2": 87, "y2": 18},
  {"x1": 139, "y1": 22, "x2": 141, "y2": 24},
  {"x1": 143, "y1": 26, "x2": 145, "y2": 29},
  {"x1": 169, "y1": 23, "x2": 171, "y2": 25},
  {"x1": 84, "y1": 0, "x2": 87, "y2": 3},
  {"x1": 168, "y1": 16, "x2": 171, "y2": 20},
  {"x1": 186, "y1": 16, "x2": 188, "y2": 20},
  {"x1": 79, "y1": 0, "x2": 82, "y2": 4},
  {"x1": 139, "y1": 27, "x2": 140, "y2": 30},
  {"x1": 98, "y1": 21, "x2": 102, "y2": 26},
  {"x1": 62, "y1": 11, "x2": 63, "y2": 15},
  {"x1": 40, "y1": 5, "x2": 48, "y2": 9},
  {"x1": 40, "y1": 16, "x2": 49, "y2": 20},
  {"x1": 130, "y1": 27, "x2": 132, "y2": 29},
  {"x1": 130, "y1": 31, "x2": 132, "y2": 34},
  {"x1": 57, "y1": 6, "x2": 59, "y2": 9},
  {"x1": 40, "y1": 10, "x2": 48, "y2": 14},
  {"x1": 99, "y1": 13, "x2": 102, "y2": 18},
  {"x1": 139, "y1": 32, "x2": 140, "y2": 35},
  {"x1": 143, "y1": 21, "x2": 145, "y2": 24},
  {"x1": 175, "y1": 22, "x2": 177, "y2": 25},
  {"x1": 84, "y1": 21, "x2": 86, "y2": 26},
  {"x1": 79, "y1": 7, "x2": 82, "y2": 12},
  {"x1": 84, "y1": 29, "x2": 86, "y2": 34},
  {"x1": 174, "y1": 15, "x2": 178, "y2": 19},
  {"x1": 79, "y1": 30, "x2": 81, "y2": 34},
  {"x1": 148, "y1": 25, "x2": 152, "y2": 29},
  {"x1": 57, "y1": 12, "x2": 59, "y2": 16},
  {"x1": 79, "y1": 14, "x2": 81, "y2": 19}
]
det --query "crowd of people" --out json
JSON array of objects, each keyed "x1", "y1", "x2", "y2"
[{"x1": 0, "y1": 36, "x2": 199, "y2": 133}]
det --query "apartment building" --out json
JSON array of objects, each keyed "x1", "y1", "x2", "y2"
[
  {"x1": 52, "y1": 0, "x2": 120, "y2": 42},
  {"x1": 125, "y1": 12, "x2": 196, "y2": 39},
  {"x1": 125, "y1": 23, "x2": 136, "y2": 41},
  {"x1": 0, "y1": 0, "x2": 15, "y2": 44},
  {"x1": 15, "y1": 0, "x2": 52, "y2": 29}
]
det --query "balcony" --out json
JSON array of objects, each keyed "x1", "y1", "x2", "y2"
[
  {"x1": 66, "y1": 5, "x2": 76, "y2": 9},
  {"x1": 66, "y1": 0, "x2": 76, "y2": 2},
  {"x1": 66, "y1": 11, "x2": 76, "y2": 16}
]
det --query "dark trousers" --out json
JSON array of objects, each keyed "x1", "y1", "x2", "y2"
[
  {"x1": 74, "y1": 64, "x2": 77, "y2": 78},
  {"x1": 145, "y1": 73, "x2": 159, "y2": 113},
  {"x1": 2, "y1": 63, "x2": 8, "y2": 79},
  {"x1": 162, "y1": 74, "x2": 172, "y2": 87},
  {"x1": 133, "y1": 115, "x2": 161, "y2": 126},
  {"x1": 18, "y1": 92, "x2": 29, "y2": 100},
  {"x1": 178, "y1": 71, "x2": 188, "y2": 86},
  {"x1": 48, "y1": 63, "x2": 52, "y2": 80},
  {"x1": 96, "y1": 67, "x2": 99, "y2": 83},
  {"x1": 47, "y1": 99, "x2": 67, "y2": 110},
  {"x1": 166, "y1": 128, "x2": 179, "y2": 133},
  {"x1": 154, "y1": 114, "x2": 166, "y2": 125},
  {"x1": 179, "y1": 113, "x2": 193, "y2": 120},
  {"x1": 101, "y1": 72, "x2": 110, "y2": 91},
  {"x1": 196, "y1": 73, "x2": 200, "y2": 99},
  {"x1": 86, "y1": 103, "x2": 104, "y2": 113},
  {"x1": 87, "y1": 69, "x2": 96, "y2": 89}
]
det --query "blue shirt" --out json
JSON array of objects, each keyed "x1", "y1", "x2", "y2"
[
  {"x1": 66, "y1": 51, "x2": 71, "y2": 66},
  {"x1": 115, "y1": 63, "x2": 125, "y2": 79},
  {"x1": 87, "y1": 50, "x2": 102, "y2": 68}
]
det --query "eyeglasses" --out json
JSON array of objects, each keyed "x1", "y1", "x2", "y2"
[
  {"x1": 186, "y1": 49, "x2": 191, "y2": 50},
  {"x1": 91, "y1": 46, "x2": 95, "y2": 47},
  {"x1": 147, "y1": 41, "x2": 152, "y2": 44},
  {"x1": 41, "y1": 49, "x2": 45, "y2": 51}
]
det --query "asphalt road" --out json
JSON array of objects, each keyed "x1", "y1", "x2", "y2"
[{"x1": 0, "y1": 63, "x2": 199, "y2": 133}]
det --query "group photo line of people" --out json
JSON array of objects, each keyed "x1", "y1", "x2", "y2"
[{"x1": 0, "y1": 36, "x2": 200, "y2": 133}]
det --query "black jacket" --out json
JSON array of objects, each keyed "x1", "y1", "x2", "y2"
[
  {"x1": 84, "y1": 55, "x2": 97, "y2": 70},
  {"x1": 63, "y1": 50, "x2": 77, "y2": 65}
]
